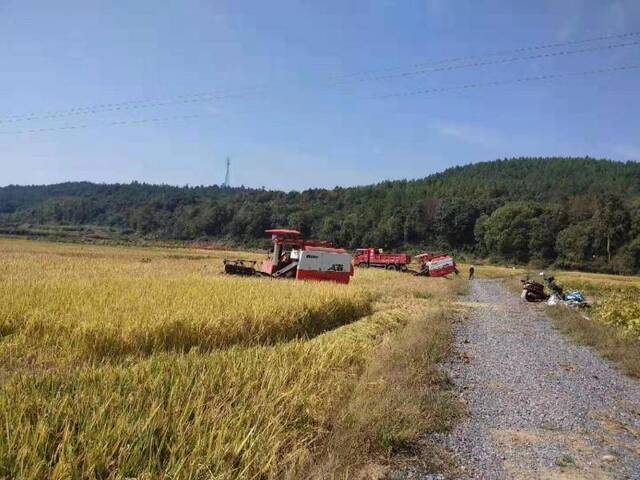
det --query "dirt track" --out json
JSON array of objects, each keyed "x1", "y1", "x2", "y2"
[{"x1": 434, "y1": 279, "x2": 640, "y2": 479}]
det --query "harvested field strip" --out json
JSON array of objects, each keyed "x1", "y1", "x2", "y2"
[{"x1": 0, "y1": 241, "x2": 258, "y2": 281}]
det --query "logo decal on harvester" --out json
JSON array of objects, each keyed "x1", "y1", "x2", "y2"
[{"x1": 327, "y1": 264, "x2": 344, "y2": 272}]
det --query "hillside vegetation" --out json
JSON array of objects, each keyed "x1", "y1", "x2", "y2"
[{"x1": 2, "y1": 157, "x2": 640, "y2": 273}]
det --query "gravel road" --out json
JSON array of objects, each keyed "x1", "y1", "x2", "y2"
[{"x1": 427, "y1": 279, "x2": 640, "y2": 479}]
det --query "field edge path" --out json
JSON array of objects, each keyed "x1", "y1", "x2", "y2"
[{"x1": 422, "y1": 279, "x2": 640, "y2": 480}]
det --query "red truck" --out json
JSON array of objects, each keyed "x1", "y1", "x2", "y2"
[{"x1": 352, "y1": 248, "x2": 411, "y2": 271}]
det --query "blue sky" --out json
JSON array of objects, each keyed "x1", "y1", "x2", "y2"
[{"x1": 1, "y1": 0, "x2": 639, "y2": 190}]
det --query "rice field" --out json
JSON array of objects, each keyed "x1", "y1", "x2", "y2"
[
  {"x1": 1, "y1": 271, "x2": 371, "y2": 362},
  {"x1": 555, "y1": 271, "x2": 640, "y2": 340},
  {"x1": 0, "y1": 238, "x2": 462, "y2": 479}
]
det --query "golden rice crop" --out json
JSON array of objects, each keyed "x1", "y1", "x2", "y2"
[
  {"x1": 0, "y1": 238, "x2": 461, "y2": 479},
  {"x1": 556, "y1": 270, "x2": 640, "y2": 292},
  {"x1": 0, "y1": 240, "x2": 370, "y2": 363},
  {"x1": 0, "y1": 237, "x2": 260, "y2": 282},
  {"x1": 0, "y1": 344, "x2": 344, "y2": 479},
  {"x1": 595, "y1": 291, "x2": 640, "y2": 340},
  {"x1": 556, "y1": 272, "x2": 640, "y2": 340},
  {"x1": 0, "y1": 274, "x2": 371, "y2": 362}
]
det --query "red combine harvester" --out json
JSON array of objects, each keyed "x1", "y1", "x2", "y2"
[
  {"x1": 224, "y1": 229, "x2": 353, "y2": 284},
  {"x1": 352, "y1": 248, "x2": 411, "y2": 271},
  {"x1": 414, "y1": 252, "x2": 458, "y2": 277}
]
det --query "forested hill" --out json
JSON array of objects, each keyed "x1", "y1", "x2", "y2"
[{"x1": 2, "y1": 157, "x2": 640, "y2": 273}]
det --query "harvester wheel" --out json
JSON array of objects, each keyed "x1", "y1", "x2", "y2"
[{"x1": 386, "y1": 264, "x2": 398, "y2": 271}]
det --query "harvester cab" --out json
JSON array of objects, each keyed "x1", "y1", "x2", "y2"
[
  {"x1": 224, "y1": 229, "x2": 353, "y2": 284},
  {"x1": 260, "y1": 229, "x2": 304, "y2": 277}
]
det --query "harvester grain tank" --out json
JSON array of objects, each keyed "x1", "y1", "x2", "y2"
[{"x1": 224, "y1": 229, "x2": 353, "y2": 284}]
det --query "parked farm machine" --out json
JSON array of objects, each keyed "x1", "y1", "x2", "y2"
[
  {"x1": 352, "y1": 248, "x2": 457, "y2": 277},
  {"x1": 224, "y1": 229, "x2": 354, "y2": 284},
  {"x1": 414, "y1": 252, "x2": 458, "y2": 277},
  {"x1": 223, "y1": 230, "x2": 457, "y2": 284}
]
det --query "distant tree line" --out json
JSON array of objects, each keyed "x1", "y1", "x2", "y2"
[{"x1": 1, "y1": 157, "x2": 640, "y2": 274}]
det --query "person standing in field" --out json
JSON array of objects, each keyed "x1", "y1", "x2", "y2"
[{"x1": 469, "y1": 265, "x2": 475, "y2": 280}]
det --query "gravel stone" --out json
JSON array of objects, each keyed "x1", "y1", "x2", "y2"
[{"x1": 428, "y1": 279, "x2": 640, "y2": 479}]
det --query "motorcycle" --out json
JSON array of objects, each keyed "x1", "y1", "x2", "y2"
[
  {"x1": 520, "y1": 278, "x2": 548, "y2": 302},
  {"x1": 544, "y1": 275, "x2": 563, "y2": 297},
  {"x1": 521, "y1": 273, "x2": 589, "y2": 307}
]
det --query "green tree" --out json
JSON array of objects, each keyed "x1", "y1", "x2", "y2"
[
  {"x1": 482, "y1": 202, "x2": 542, "y2": 263},
  {"x1": 556, "y1": 223, "x2": 595, "y2": 264},
  {"x1": 4, "y1": 158, "x2": 640, "y2": 274},
  {"x1": 434, "y1": 200, "x2": 479, "y2": 249},
  {"x1": 288, "y1": 211, "x2": 314, "y2": 237},
  {"x1": 610, "y1": 236, "x2": 640, "y2": 274},
  {"x1": 473, "y1": 213, "x2": 489, "y2": 255},
  {"x1": 373, "y1": 213, "x2": 404, "y2": 249},
  {"x1": 628, "y1": 198, "x2": 640, "y2": 239},
  {"x1": 528, "y1": 206, "x2": 564, "y2": 261},
  {"x1": 592, "y1": 194, "x2": 630, "y2": 263}
]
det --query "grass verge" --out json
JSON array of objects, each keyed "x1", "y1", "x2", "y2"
[
  {"x1": 546, "y1": 305, "x2": 640, "y2": 378},
  {"x1": 306, "y1": 278, "x2": 466, "y2": 478}
]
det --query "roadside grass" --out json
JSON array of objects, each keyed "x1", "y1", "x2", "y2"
[
  {"x1": 0, "y1": 238, "x2": 463, "y2": 479},
  {"x1": 545, "y1": 305, "x2": 640, "y2": 378},
  {"x1": 311, "y1": 303, "x2": 462, "y2": 478},
  {"x1": 311, "y1": 267, "x2": 467, "y2": 477}
]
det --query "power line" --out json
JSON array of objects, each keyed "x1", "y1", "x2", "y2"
[
  {"x1": 2, "y1": 63, "x2": 637, "y2": 136},
  {"x1": 0, "y1": 113, "x2": 213, "y2": 135},
  {"x1": 2, "y1": 30, "x2": 639, "y2": 124},
  {"x1": 0, "y1": 88, "x2": 265, "y2": 124},
  {"x1": 368, "y1": 63, "x2": 640, "y2": 99},
  {"x1": 334, "y1": 39, "x2": 640, "y2": 85},
  {"x1": 2, "y1": 39, "x2": 637, "y2": 125},
  {"x1": 336, "y1": 30, "x2": 640, "y2": 79}
]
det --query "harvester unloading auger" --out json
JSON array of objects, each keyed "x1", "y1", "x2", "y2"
[{"x1": 224, "y1": 229, "x2": 354, "y2": 284}]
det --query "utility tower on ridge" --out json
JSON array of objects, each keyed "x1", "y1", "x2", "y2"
[{"x1": 223, "y1": 157, "x2": 231, "y2": 187}]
